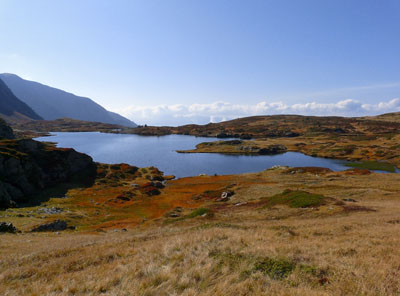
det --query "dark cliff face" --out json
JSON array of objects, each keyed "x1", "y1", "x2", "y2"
[
  {"x1": 0, "y1": 118, "x2": 14, "y2": 139},
  {"x1": 0, "y1": 136, "x2": 97, "y2": 209}
]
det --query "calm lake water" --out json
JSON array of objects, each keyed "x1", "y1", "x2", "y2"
[{"x1": 36, "y1": 132, "x2": 355, "y2": 178}]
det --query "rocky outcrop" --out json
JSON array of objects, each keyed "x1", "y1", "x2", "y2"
[
  {"x1": 258, "y1": 144, "x2": 288, "y2": 155},
  {"x1": 236, "y1": 144, "x2": 287, "y2": 155},
  {"x1": 0, "y1": 137, "x2": 97, "y2": 208},
  {"x1": 0, "y1": 222, "x2": 18, "y2": 233},
  {"x1": 31, "y1": 219, "x2": 71, "y2": 232},
  {"x1": 0, "y1": 118, "x2": 14, "y2": 139},
  {"x1": 216, "y1": 190, "x2": 234, "y2": 202}
]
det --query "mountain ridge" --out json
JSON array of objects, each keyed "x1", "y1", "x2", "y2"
[
  {"x1": 0, "y1": 73, "x2": 136, "y2": 127},
  {"x1": 0, "y1": 77, "x2": 43, "y2": 121}
]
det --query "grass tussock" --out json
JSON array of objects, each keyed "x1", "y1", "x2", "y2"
[
  {"x1": 186, "y1": 208, "x2": 210, "y2": 218},
  {"x1": 195, "y1": 222, "x2": 248, "y2": 230},
  {"x1": 166, "y1": 208, "x2": 211, "y2": 224},
  {"x1": 264, "y1": 189, "x2": 326, "y2": 208}
]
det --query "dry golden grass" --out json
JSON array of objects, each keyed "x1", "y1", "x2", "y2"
[{"x1": 1, "y1": 169, "x2": 400, "y2": 295}]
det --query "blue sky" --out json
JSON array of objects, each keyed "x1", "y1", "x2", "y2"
[{"x1": 1, "y1": 0, "x2": 400, "y2": 125}]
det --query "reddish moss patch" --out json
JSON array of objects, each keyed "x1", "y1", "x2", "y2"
[
  {"x1": 343, "y1": 168, "x2": 371, "y2": 175},
  {"x1": 342, "y1": 205, "x2": 376, "y2": 212}
]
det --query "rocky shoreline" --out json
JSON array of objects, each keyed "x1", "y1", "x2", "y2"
[{"x1": 0, "y1": 120, "x2": 96, "y2": 209}]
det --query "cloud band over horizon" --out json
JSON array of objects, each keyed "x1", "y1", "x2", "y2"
[{"x1": 115, "y1": 98, "x2": 400, "y2": 126}]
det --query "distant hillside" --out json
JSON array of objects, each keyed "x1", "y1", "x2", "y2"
[
  {"x1": 0, "y1": 73, "x2": 136, "y2": 127},
  {"x1": 129, "y1": 113, "x2": 400, "y2": 138},
  {"x1": 361, "y1": 112, "x2": 400, "y2": 123},
  {"x1": 0, "y1": 77, "x2": 42, "y2": 122},
  {"x1": 11, "y1": 118, "x2": 123, "y2": 133}
]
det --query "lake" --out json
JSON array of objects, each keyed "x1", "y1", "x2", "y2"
[{"x1": 36, "y1": 132, "x2": 356, "y2": 178}]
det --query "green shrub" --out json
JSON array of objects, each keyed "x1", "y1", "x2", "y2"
[
  {"x1": 265, "y1": 190, "x2": 326, "y2": 208},
  {"x1": 345, "y1": 161, "x2": 395, "y2": 173},
  {"x1": 254, "y1": 257, "x2": 295, "y2": 279},
  {"x1": 187, "y1": 208, "x2": 209, "y2": 218}
]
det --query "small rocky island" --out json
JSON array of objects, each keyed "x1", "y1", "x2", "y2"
[{"x1": 178, "y1": 139, "x2": 288, "y2": 155}]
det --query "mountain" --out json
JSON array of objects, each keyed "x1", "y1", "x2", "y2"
[
  {"x1": 0, "y1": 77, "x2": 43, "y2": 121},
  {"x1": 0, "y1": 73, "x2": 136, "y2": 127},
  {"x1": 107, "y1": 111, "x2": 137, "y2": 127}
]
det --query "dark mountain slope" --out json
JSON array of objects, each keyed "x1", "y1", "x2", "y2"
[
  {"x1": 0, "y1": 77, "x2": 42, "y2": 121},
  {"x1": 0, "y1": 73, "x2": 136, "y2": 127}
]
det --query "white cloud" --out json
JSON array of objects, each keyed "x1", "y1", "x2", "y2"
[
  {"x1": 115, "y1": 98, "x2": 400, "y2": 126},
  {"x1": 362, "y1": 98, "x2": 400, "y2": 112}
]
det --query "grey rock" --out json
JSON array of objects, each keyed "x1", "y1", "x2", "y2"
[
  {"x1": 343, "y1": 198, "x2": 357, "y2": 202},
  {"x1": 37, "y1": 207, "x2": 63, "y2": 215},
  {"x1": 31, "y1": 220, "x2": 69, "y2": 232},
  {"x1": 216, "y1": 190, "x2": 234, "y2": 202}
]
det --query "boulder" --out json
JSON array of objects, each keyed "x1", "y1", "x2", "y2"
[
  {"x1": 216, "y1": 190, "x2": 235, "y2": 202},
  {"x1": 258, "y1": 144, "x2": 288, "y2": 155},
  {"x1": 31, "y1": 220, "x2": 71, "y2": 232},
  {"x1": 0, "y1": 222, "x2": 18, "y2": 233}
]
